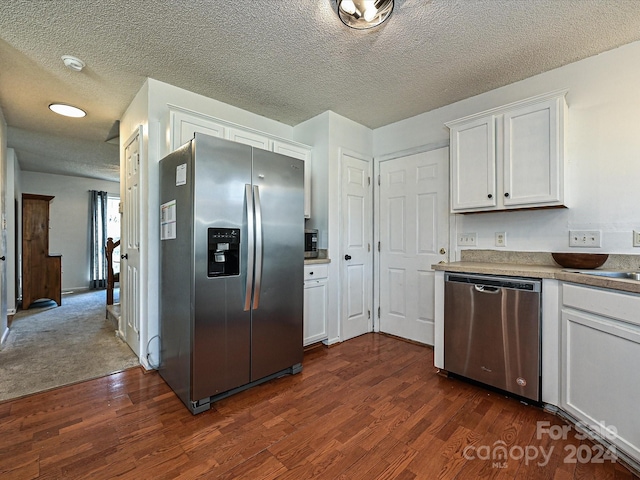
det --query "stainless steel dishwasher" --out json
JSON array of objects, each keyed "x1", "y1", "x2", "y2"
[{"x1": 444, "y1": 272, "x2": 541, "y2": 402}]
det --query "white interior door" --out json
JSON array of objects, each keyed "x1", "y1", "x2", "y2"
[
  {"x1": 378, "y1": 147, "x2": 449, "y2": 345},
  {"x1": 121, "y1": 127, "x2": 141, "y2": 357},
  {"x1": 341, "y1": 151, "x2": 373, "y2": 341}
]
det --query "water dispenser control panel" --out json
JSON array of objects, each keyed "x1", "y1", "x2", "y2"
[{"x1": 207, "y1": 228, "x2": 240, "y2": 277}]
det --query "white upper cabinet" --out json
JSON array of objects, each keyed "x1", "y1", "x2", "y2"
[
  {"x1": 227, "y1": 127, "x2": 272, "y2": 151},
  {"x1": 273, "y1": 141, "x2": 311, "y2": 218},
  {"x1": 449, "y1": 115, "x2": 497, "y2": 210},
  {"x1": 169, "y1": 106, "x2": 312, "y2": 218},
  {"x1": 446, "y1": 91, "x2": 567, "y2": 213},
  {"x1": 170, "y1": 108, "x2": 226, "y2": 151}
]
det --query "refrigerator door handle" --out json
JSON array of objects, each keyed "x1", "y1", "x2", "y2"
[
  {"x1": 244, "y1": 184, "x2": 255, "y2": 311},
  {"x1": 253, "y1": 185, "x2": 263, "y2": 310}
]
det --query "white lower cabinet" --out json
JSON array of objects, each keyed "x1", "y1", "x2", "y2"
[
  {"x1": 303, "y1": 264, "x2": 328, "y2": 346},
  {"x1": 561, "y1": 283, "x2": 640, "y2": 465}
]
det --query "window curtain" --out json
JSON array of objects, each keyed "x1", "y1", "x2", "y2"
[{"x1": 90, "y1": 190, "x2": 108, "y2": 289}]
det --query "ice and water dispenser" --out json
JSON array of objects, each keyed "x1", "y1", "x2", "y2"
[{"x1": 207, "y1": 228, "x2": 240, "y2": 277}]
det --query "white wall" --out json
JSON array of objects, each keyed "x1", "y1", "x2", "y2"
[
  {"x1": 295, "y1": 111, "x2": 373, "y2": 344},
  {"x1": 294, "y1": 112, "x2": 331, "y2": 244},
  {"x1": 0, "y1": 107, "x2": 7, "y2": 343},
  {"x1": 6, "y1": 149, "x2": 18, "y2": 314},
  {"x1": 20, "y1": 171, "x2": 119, "y2": 291},
  {"x1": 374, "y1": 40, "x2": 640, "y2": 257}
]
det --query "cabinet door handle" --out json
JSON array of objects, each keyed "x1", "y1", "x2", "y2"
[
  {"x1": 121, "y1": 254, "x2": 128, "y2": 260},
  {"x1": 309, "y1": 271, "x2": 314, "y2": 275},
  {"x1": 487, "y1": 194, "x2": 493, "y2": 199},
  {"x1": 0, "y1": 256, "x2": 5, "y2": 261},
  {"x1": 504, "y1": 192, "x2": 510, "y2": 198},
  {"x1": 344, "y1": 254, "x2": 352, "y2": 260}
]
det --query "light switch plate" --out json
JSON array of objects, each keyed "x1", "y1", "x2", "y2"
[
  {"x1": 458, "y1": 233, "x2": 477, "y2": 246},
  {"x1": 569, "y1": 230, "x2": 601, "y2": 248},
  {"x1": 633, "y1": 230, "x2": 640, "y2": 247}
]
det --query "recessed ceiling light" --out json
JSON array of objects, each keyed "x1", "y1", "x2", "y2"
[
  {"x1": 61, "y1": 55, "x2": 85, "y2": 72},
  {"x1": 49, "y1": 103, "x2": 86, "y2": 118}
]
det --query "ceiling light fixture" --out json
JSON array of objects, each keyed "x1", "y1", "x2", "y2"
[
  {"x1": 336, "y1": 0, "x2": 393, "y2": 29},
  {"x1": 49, "y1": 103, "x2": 87, "y2": 118},
  {"x1": 61, "y1": 55, "x2": 85, "y2": 72}
]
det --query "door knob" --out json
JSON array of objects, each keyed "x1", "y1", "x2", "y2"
[
  {"x1": 439, "y1": 248, "x2": 447, "y2": 255},
  {"x1": 344, "y1": 254, "x2": 352, "y2": 260},
  {"x1": 121, "y1": 254, "x2": 128, "y2": 260},
  {"x1": 0, "y1": 256, "x2": 5, "y2": 261}
]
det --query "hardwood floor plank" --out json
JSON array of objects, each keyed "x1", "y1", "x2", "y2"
[{"x1": 0, "y1": 333, "x2": 637, "y2": 479}]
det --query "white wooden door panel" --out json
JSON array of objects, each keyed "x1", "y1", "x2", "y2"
[
  {"x1": 121, "y1": 127, "x2": 141, "y2": 357},
  {"x1": 341, "y1": 152, "x2": 372, "y2": 341},
  {"x1": 379, "y1": 148, "x2": 449, "y2": 345}
]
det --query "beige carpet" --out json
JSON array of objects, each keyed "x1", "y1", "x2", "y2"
[{"x1": 0, "y1": 289, "x2": 139, "y2": 402}]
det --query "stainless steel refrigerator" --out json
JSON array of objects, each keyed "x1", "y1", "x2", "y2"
[{"x1": 159, "y1": 133, "x2": 304, "y2": 414}]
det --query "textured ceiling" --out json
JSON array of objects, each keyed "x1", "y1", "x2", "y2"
[{"x1": 2, "y1": 0, "x2": 640, "y2": 182}]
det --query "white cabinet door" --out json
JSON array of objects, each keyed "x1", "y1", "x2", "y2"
[
  {"x1": 273, "y1": 141, "x2": 311, "y2": 218},
  {"x1": 303, "y1": 265, "x2": 328, "y2": 346},
  {"x1": 561, "y1": 283, "x2": 640, "y2": 464},
  {"x1": 169, "y1": 108, "x2": 312, "y2": 217},
  {"x1": 447, "y1": 91, "x2": 567, "y2": 213},
  {"x1": 227, "y1": 127, "x2": 272, "y2": 150},
  {"x1": 503, "y1": 97, "x2": 563, "y2": 207},
  {"x1": 170, "y1": 109, "x2": 225, "y2": 151},
  {"x1": 562, "y1": 308, "x2": 640, "y2": 462},
  {"x1": 449, "y1": 115, "x2": 496, "y2": 211}
]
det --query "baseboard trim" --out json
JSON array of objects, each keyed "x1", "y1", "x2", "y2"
[{"x1": 62, "y1": 286, "x2": 91, "y2": 294}]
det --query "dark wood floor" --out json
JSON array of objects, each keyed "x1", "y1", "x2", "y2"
[{"x1": 1, "y1": 333, "x2": 637, "y2": 479}]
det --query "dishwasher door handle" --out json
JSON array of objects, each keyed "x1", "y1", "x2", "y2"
[{"x1": 474, "y1": 284, "x2": 500, "y2": 293}]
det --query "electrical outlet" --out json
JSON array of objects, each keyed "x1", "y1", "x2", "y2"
[
  {"x1": 458, "y1": 233, "x2": 477, "y2": 246},
  {"x1": 495, "y1": 232, "x2": 506, "y2": 247},
  {"x1": 633, "y1": 230, "x2": 640, "y2": 247},
  {"x1": 569, "y1": 230, "x2": 601, "y2": 248}
]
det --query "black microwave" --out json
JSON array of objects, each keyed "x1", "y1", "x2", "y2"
[{"x1": 304, "y1": 229, "x2": 318, "y2": 258}]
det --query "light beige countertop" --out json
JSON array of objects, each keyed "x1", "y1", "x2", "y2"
[
  {"x1": 304, "y1": 258, "x2": 331, "y2": 265},
  {"x1": 304, "y1": 248, "x2": 330, "y2": 265},
  {"x1": 433, "y1": 260, "x2": 640, "y2": 295}
]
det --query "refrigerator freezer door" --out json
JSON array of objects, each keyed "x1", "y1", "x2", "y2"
[
  {"x1": 192, "y1": 135, "x2": 253, "y2": 400},
  {"x1": 250, "y1": 148, "x2": 305, "y2": 381},
  {"x1": 159, "y1": 142, "x2": 195, "y2": 409}
]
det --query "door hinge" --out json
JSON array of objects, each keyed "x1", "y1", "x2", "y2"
[
  {"x1": 378, "y1": 241, "x2": 380, "y2": 252},
  {"x1": 368, "y1": 310, "x2": 371, "y2": 319},
  {"x1": 378, "y1": 307, "x2": 381, "y2": 318},
  {"x1": 368, "y1": 243, "x2": 371, "y2": 252},
  {"x1": 378, "y1": 175, "x2": 380, "y2": 186},
  {"x1": 368, "y1": 176, "x2": 371, "y2": 186}
]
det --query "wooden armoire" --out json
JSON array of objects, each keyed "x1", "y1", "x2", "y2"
[{"x1": 22, "y1": 194, "x2": 62, "y2": 309}]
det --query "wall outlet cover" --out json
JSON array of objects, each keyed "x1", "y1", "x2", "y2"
[
  {"x1": 569, "y1": 230, "x2": 601, "y2": 248},
  {"x1": 495, "y1": 232, "x2": 506, "y2": 247}
]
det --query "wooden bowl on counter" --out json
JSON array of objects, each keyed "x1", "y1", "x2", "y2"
[{"x1": 551, "y1": 252, "x2": 609, "y2": 269}]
